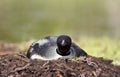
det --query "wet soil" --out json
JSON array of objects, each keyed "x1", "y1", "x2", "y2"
[{"x1": 0, "y1": 42, "x2": 120, "y2": 77}]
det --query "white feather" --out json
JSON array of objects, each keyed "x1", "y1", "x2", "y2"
[
  {"x1": 31, "y1": 54, "x2": 62, "y2": 60},
  {"x1": 29, "y1": 48, "x2": 34, "y2": 53},
  {"x1": 36, "y1": 39, "x2": 49, "y2": 46}
]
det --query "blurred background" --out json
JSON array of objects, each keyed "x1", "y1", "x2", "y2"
[{"x1": 0, "y1": 0, "x2": 120, "y2": 64}]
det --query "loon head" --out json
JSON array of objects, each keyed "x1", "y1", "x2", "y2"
[{"x1": 56, "y1": 35, "x2": 72, "y2": 56}]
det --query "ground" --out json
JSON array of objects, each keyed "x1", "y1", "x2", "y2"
[{"x1": 0, "y1": 42, "x2": 120, "y2": 77}]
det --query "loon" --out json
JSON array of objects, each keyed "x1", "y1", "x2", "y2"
[{"x1": 26, "y1": 35, "x2": 87, "y2": 60}]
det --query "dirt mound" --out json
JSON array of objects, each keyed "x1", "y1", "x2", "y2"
[{"x1": 0, "y1": 52, "x2": 120, "y2": 77}]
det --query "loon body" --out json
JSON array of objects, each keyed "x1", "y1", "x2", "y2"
[{"x1": 27, "y1": 35, "x2": 87, "y2": 60}]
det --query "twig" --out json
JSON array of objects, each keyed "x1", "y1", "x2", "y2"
[
  {"x1": 16, "y1": 52, "x2": 30, "y2": 63},
  {"x1": 42, "y1": 61, "x2": 50, "y2": 67},
  {"x1": 55, "y1": 63, "x2": 74, "y2": 71},
  {"x1": 87, "y1": 61, "x2": 98, "y2": 68},
  {"x1": 10, "y1": 63, "x2": 30, "y2": 73},
  {"x1": 92, "y1": 71, "x2": 97, "y2": 77},
  {"x1": 84, "y1": 57, "x2": 98, "y2": 68},
  {"x1": 17, "y1": 52, "x2": 27, "y2": 58}
]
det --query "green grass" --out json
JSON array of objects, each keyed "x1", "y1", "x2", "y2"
[
  {"x1": 74, "y1": 36, "x2": 120, "y2": 65},
  {"x1": 0, "y1": 0, "x2": 109, "y2": 42}
]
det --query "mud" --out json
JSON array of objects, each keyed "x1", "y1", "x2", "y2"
[
  {"x1": 0, "y1": 52, "x2": 120, "y2": 77},
  {"x1": 0, "y1": 42, "x2": 120, "y2": 77}
]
